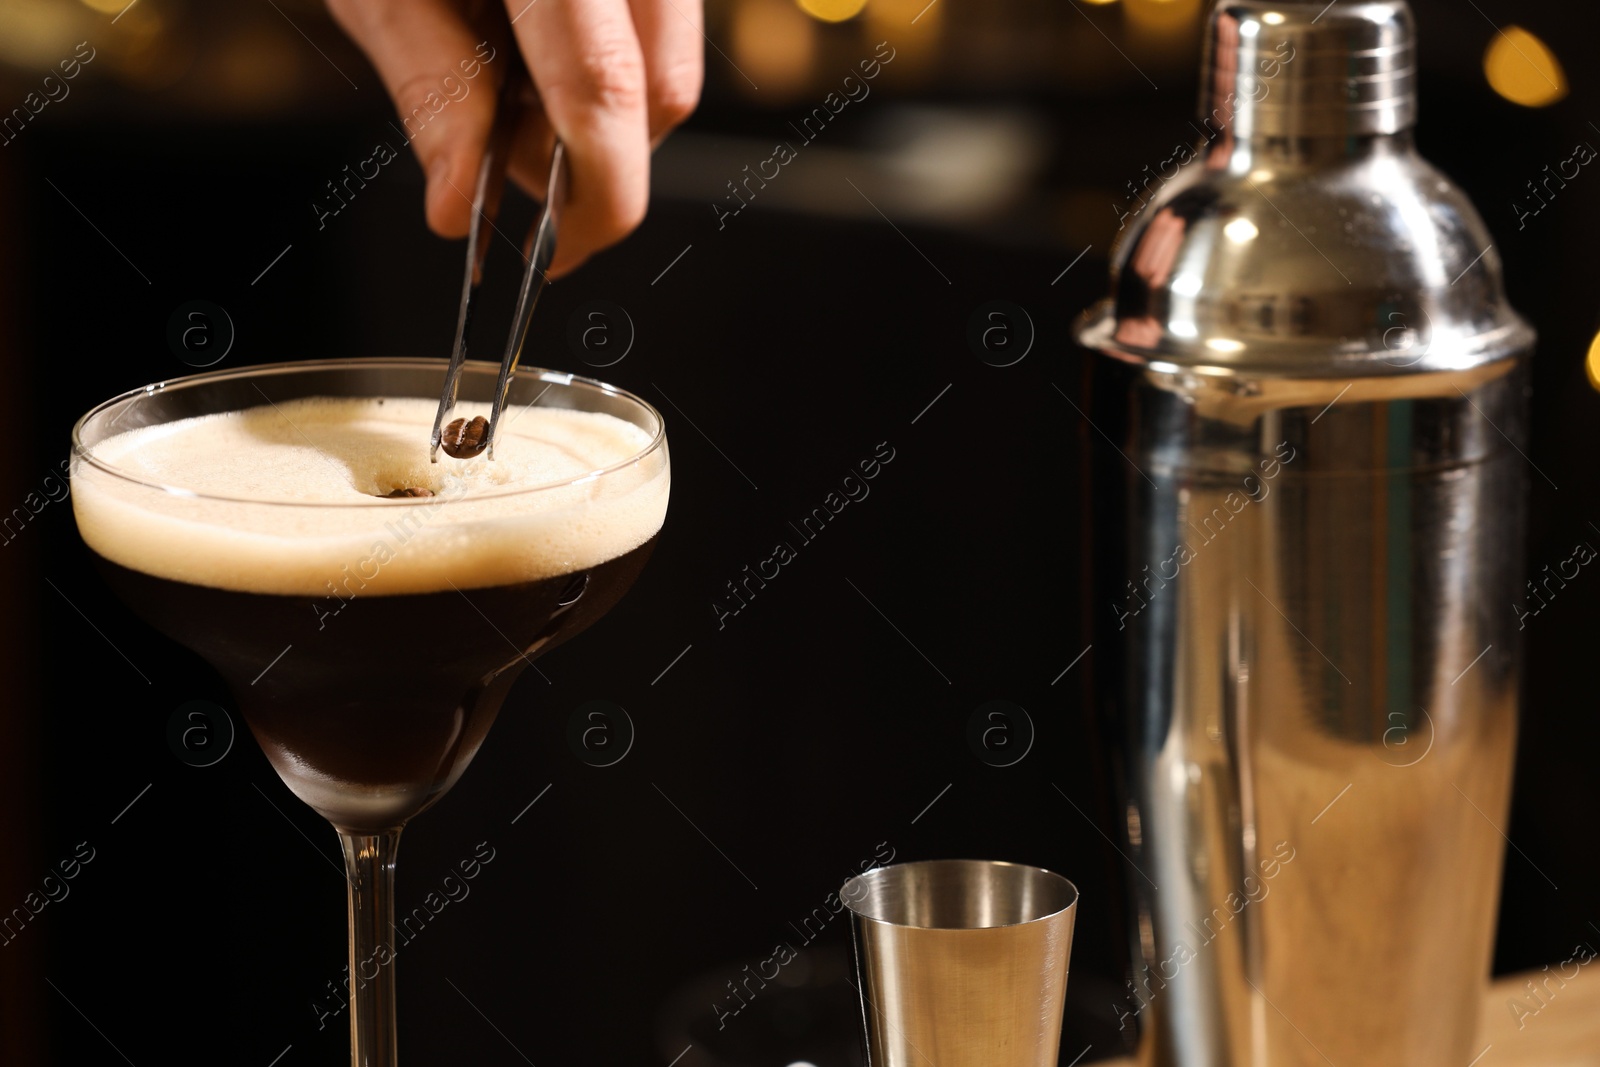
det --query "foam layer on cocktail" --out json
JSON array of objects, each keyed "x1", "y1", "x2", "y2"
[{"x1": 73, "y1": 396, "x2": 667, "y2": 595}]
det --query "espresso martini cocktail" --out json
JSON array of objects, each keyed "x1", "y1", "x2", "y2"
[
  {"x1": 70, "y1": 358, "x2": 669, "y2": 1066},
  {"x1": 74, "y1": 381, "x2": 665, "y2": 828}
]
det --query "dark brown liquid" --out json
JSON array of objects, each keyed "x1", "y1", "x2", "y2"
[{"x1": 96, "y1": 537, "x2": 655, "y2": 830}]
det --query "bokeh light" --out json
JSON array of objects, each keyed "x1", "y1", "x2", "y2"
[
  {"x1": 1123, "y1": 0, "x2": 1203, "y2": 58},
  {"x1": 1125, "y1": 0, "x2": 1201, "y2": 27},
  {"x1": 0, "y1": 0, "x2": 87, "y2": 67},
  {"x1": 1483, "y1": 26, "x2": 1567, "y2": 108},
  {"x1": 864, "y1": 0, "x2": 941, "y2": 35},
  {"x1": 1586, "y1": 330, "x2": 1600, "y2": 393},
  {"x1": 797, "y1": 0, "x2": 868, "y2": 22},
  {"x1": 863, "y1": 0, "x2": 940, "y2": 84},
  {"x1": 732, "y1": 0, "x2": 818, "y2": 99}
]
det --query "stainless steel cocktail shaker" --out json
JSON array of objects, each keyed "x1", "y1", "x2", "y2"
[{"x1": 1074, "y1": 3, "x2": 1532, "y2": 1064}]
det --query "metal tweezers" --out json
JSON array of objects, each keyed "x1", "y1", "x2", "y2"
[{"x1": 429, "y1": 61, "x2": 567, "y2": 462}]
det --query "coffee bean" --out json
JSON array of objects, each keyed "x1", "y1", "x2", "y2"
[
  {"x1": 385, "y1": 487, "x2": 435, "y2": 498},
  {"x1": 441, "y1": 415, "x2": 489, "y2": 459}
]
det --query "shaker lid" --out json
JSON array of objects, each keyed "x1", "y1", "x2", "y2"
[
  {"x1": 1075, "y1": 1, "x2": 1532, "y2": 378},
  {"x1": 1206, "y1": 1, "x2": 1416, "y2": 140}
]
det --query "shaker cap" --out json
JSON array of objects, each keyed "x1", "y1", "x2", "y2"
[
  {"x1": 1074, "y1": 1, "x2": 1532, "y2": 378},
  {"x1": 1204, "y1": 1, "x2": 1416, "y2": 139}
]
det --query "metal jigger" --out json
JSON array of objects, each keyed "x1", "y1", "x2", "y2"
[{"x1": 842, "y1": 860, "x2": 1078, "y2": 1067}]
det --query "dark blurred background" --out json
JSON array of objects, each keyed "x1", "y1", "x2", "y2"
[{"x1": 0, "y1": 0, "x2": 1596, "y2": 1064}]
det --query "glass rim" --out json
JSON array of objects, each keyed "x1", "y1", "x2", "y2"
[
  {"x1": 70, "y1": 356, "x2": 667, "y2": 508},
  {"x1": 840, "y1": 858, "x2": 1079, "y2": 931}
]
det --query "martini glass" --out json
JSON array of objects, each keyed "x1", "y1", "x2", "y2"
[{"x1": 69, "y1": 357, "x2": 668, "y2": 1067}]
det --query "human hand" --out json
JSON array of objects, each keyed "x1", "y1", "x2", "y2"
[{"x1": 327, "y1": 0, "x2": 703, "y2": 275}]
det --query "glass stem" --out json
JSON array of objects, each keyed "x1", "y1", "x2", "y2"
[{"x1": 339, "y1": 828, "x2": 402, "y2": 1067}]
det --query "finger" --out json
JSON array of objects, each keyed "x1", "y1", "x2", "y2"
[
  {"x1": 326, "y1": 0, "x2": 502, "y2": 237},
  {"x1": 505, "y1": 0, "x2": 651, "y2": 275},
  {"x1": 627, "y1": 0, "x2": 705, "y2": 145},
  {"x1": 504, "y1": 92, "x2": 558, "y2": 204}
]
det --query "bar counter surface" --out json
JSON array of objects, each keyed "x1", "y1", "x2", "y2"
[{"x1": 1093, "y1": 967, "x2": 1600, "y2": 1066}]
